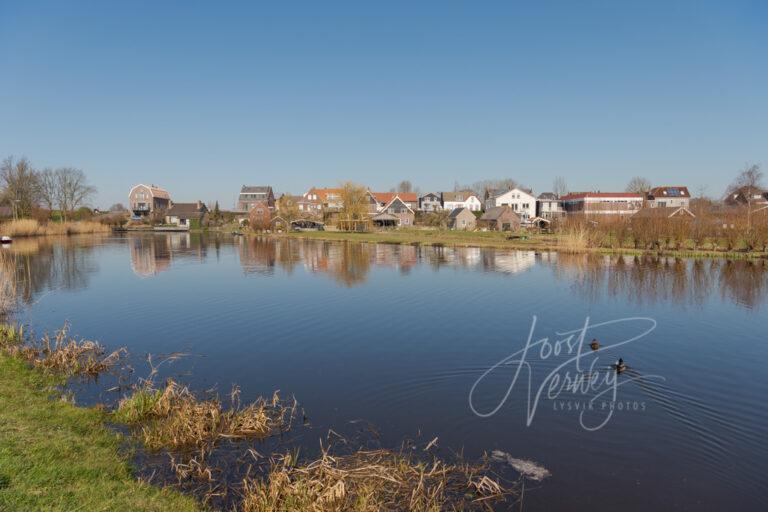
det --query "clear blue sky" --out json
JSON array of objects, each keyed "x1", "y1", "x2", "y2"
[{"x1": 1, "y1": 0, "x2": 766, "y2": 208}]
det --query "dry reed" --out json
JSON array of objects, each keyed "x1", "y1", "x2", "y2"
[
  {"x1": 241, "y1": 446, "x2": 515, "y2": 512},
  {"x1": 0, "y1": 219, "x2": 110, "y2": 237}
]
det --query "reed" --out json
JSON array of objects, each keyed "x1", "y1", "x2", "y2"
[
  {"x1": 241, "y1": 446, "x2": 515, "y2": 512},
  {"x1": 0, "y1": 219, "x2": 110, "y2": 237},
  {"x1": 115, "y1": 380, "x2": 295, "y2": 450}
]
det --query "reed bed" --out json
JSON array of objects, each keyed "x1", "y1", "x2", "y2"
[
  {"x1": 0, "y1": 322, "x2": 124, "y2": 377},
  {"x1": 240, "y1": 447, "x2": 516, "y2": 512},
  {"x1": 115, "y1": 380, "x2": 296, "y2": 450},
  {"x1": 0, "y1": 219, "x2": 110, "y2": 237}
]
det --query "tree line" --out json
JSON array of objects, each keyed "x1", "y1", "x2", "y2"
[{"x1": 1, "y1": 156, "x2": 96, "y2": 221}]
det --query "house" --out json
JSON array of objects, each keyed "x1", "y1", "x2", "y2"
[
  {"x1": 646, "y1": 186, "x2": 691, "y2": 209},
  {"x1": 631, "y1": 206, "x2": 695, "y2": 220},
  {"x1": 536, "y1": 192, "x2": 564, "y2": 220},
  {"x1": 369, "y1": 192, "x2": 419, "y2": 212},
  {"x1": 485, "y1": 188, "x2": 536, "y2": 222},
  {"x1": 129, "y1": 184, "x2": 171, "y2": 217},
  {"x1": 448, "y1": 207, "x2": 476, "y2": 230},
  {"x1": 560, "y1": 192, "x2": 643, "y2": 216},
  {"x1": 237, "y1": 186, "x2": 275, "y2": 212},
  {"x1": 478, "y1": 206, "x2": 521, "y2": 231},
  {"x1": 371, "y1": 195, "x2": 415, "y2": 228},
  {"x1": 442, "y1": 191, "x2": 482, "y2": 212},
  {"x1": 304, "y1": 187, "x2": 344, "y2": 211},
  {"x1": 419, "y1": 192, "x2": 442, "y2": 212},
  {"x1": 248, "y1": 200, "x2": 272, "y2": 229},
  {"x1": 297, "y1": 195, "x2": 322, "y2": 217},
  {"x1": 270, "y1": 215, "x2": 289, "y2": 231},
  {"x1": 724, "y1": 186, "x2": 768, "y2": 207},
  {"x1": 164, "y1": 201, "x2": 208, "y2": 228}
]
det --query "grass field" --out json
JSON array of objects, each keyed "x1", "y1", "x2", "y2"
[{"x1": 0, "y1": 355, "x2": 198, "y2": 512}]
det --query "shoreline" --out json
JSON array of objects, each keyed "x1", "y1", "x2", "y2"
[{"x1": 264, "y1": 229, "x2": 768, "y2": 261}]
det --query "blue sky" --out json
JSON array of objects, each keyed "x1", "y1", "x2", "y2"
[{"x1": 1, "y1": 1, "x2": 766, "y2": 208}]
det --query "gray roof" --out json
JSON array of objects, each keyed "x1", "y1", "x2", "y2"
[
  {"x1": 448, "y1": 207, "x2": 471, "y2": 218},
  {"x1": 632, "y1": 206, "x2": 694, "y2": 219},
  {"x1": 166, "y1": 202, "x2": 208, "y2": 218},
  {"x1": 240, "y1": 186, "x2": 273, "y2": 194},
  {"x1": 537, "y1": 192, "x2": 559, "y2": 200},
  {"x1": 442, "y1": 191, "x2": 477, "y2": 202},
  {"x1": 481, "y1": 206, "x2": 519, "y2": 221}
]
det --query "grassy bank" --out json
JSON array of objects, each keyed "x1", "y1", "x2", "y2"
[
  {"x1": 0, "y1": 354, "x2": 198, "y2": 511},
  {"x1": 272, "y1": 229, "x2": 768, "y2": 260},
  {"x1": 0, "y1": 219, "x2": 110, "y2": 237}
]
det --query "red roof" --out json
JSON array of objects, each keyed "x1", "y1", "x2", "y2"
[
  {"x1": 370, "y1": 192, "x2": 418, "y2": 203},
  {"x1": 561, "y1": 192, "x2": 643, "y2": 200}
]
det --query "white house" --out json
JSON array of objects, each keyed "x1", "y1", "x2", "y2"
[
  {"x1": 536, "y1": 192, "x2": 565, "y2": 220},
  {"x1": 441, "y1": 191, "x2": 482, "y2": 212},
  {"x1": 485, "y1": 188, "x2": 536, "y2": 222}
]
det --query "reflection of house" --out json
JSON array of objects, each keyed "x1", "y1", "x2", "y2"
[
  {"x1": 130, "y1": 236, "x2": 171, "y2": 277},
  {"x1": 646, "y1": 186, "x2": 690, "y2": 208},
  {"x1": 485, "y1": 188, "x2": 536, "y2": 222},
  {"x1": 237, "y1": 186, "x2": 275, "y2": 212},
  {"x1": 419, "y1": 192, "x2": 442, "y2": 212},
  {"x1": 165, "y1": 201, "x2": 208, "y2": 228},
  {"x1": 129, "y1": 184, "x2": 171, "y2": 217},
  {"x1": 442, "y1": 191, "x2": 482, "y2": 212},
  {"x1": 536, "y1": 192, "x2": 564, "y2": 220},
  {"x1": 561, "y1": 192, "x2": 643, "y2": 216},
  {"x1": 448, "y1": 207, "x2": 476, "y2": 230},
  {"x1": 371, "y1": 196, "x2": 415, "y2": 227},
  {"x1": 631, "y1": 206, "x2": 695, "y2": 220},
  {"x1": 485, "y1": 251, "x2": 536, "y2": 274},
  {"x1": 478, "y1": 206, "x2": 520, "y2": 231}
]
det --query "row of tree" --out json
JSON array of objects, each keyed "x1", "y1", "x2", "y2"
[{"x1": 1, "y1": 156, "x2": 96, "y2": 221}]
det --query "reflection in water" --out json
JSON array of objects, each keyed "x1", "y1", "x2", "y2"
[
  {"x1": 0, "y1": 237, "x2": 100, "y2": 311},
  {"x1": 3, "y1": 235, "x2": 768, "y2": 312}
]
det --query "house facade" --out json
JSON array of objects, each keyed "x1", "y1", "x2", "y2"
[
  {"x1": 370, "y1": 192, "x2": 419, "y2": 212},
  {"x1": 448, "y1": 207, "x2": 476, "y2": 230},
  {"x1": 129, "y1": 184, "x2": 171, "y2": 217},
  {"x1": 536, "y1": 192, "x2": 564, "y2": 220},
  {"x1": 442, "y1": 191, "x2": 482, "y2": 212},
  {"x1": 237, "y1": 186, "x2": 275, "y2": 212},
  {"x1": 371, "y1": 196, "x2": 415, "y2": 227},
  {"x1": 485, "y1": 188, "x2": 536, "y2": 222},
  {"x1": 647, "y1": 186, "x2": 691, "y2": 209},
  {"x1": 419, "y1": 192, "x2": 442, "y2": 212},
  {"x1": 248, "y1": 200, "x2": 272, "y2": 229},
  {"x1": 561, "y1": 192, "x2": 643, "y2": 216},
  {"x1": 164, "y1": 201, "x2": 208, "y2": 228},
  {"x1": 305, "y1": 188, "x2": 344, "y2": 211},
  {"x1": 478, "y1": 206, "x2": 520, "y2": 231}
]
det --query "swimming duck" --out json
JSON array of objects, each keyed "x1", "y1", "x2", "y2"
[
  {"x1": 589, "y1": 339, "x2": 600, "y2": 350},
  {"x1": 615, "y1": 358, "x2": 627, "y2": 373}
]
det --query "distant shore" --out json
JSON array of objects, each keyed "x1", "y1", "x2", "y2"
[{"x1": 267, "y1": 228, "x2": 768, "y2": 260}]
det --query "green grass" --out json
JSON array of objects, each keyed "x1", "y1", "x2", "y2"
[{"x1": 0, "y1": 355, "x2": 199, "y2": 512}]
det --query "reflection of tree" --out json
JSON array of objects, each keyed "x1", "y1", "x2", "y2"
[
  {"x1": 238, "y1": 237, "x2": 276, "y2": 275},
  {"x1": 719, "y1": 260, "x2": 768, "y2": 309},
  {"x1": 0, "y1": 237, "x2": 100, "y2": 308},
  {"x1": 328, "y1": 242, "x2": 372, "y2": 287}
]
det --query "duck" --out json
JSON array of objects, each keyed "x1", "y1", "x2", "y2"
[
  {"x1": 589, "y1": 339, "x2": 600, "y2": 350},
  {"x1": 615, "y1": 358, "x2": 627, "y2": 373}
]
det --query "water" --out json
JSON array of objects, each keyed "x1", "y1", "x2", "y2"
[{"x1": 2, "y1": 233, "x2": 767, "y2": 511}]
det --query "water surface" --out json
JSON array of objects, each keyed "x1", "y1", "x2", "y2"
[{"x1": 2, "y1": 233, "x2": 767, "y2": 511}]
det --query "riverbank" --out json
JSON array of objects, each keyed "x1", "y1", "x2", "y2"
[
  {"x1": 0, "y1": 354, "x2": 198, "y2": 511},
  {"x1": 0, "y1": 219, "x2": 110, "y2": 237},
  {"x1": 270, "y1": 229, "x2": 768, "y2": 260}
]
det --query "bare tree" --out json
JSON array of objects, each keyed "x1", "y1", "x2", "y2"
[
  {"x1": 55, "y1": 168, "x2": 96, "y2": 221},
  {"x1": 552, "y1": 176, "x2": 569, "y2": 197},
  {"x1": 626, "y1": 176, "x2": 652, "y2": 195},
  {"x1": 396, "y1": 180, "x2": 413, "y2": 193},
  {"x1": 109, "y1": 203, "x2": 126, "y2": 212},
  {"x1": 0, "y1": 156, "x2": 40, "y2": 219},
  {"x1": 728, "y1": 163, "x2": 764, "y2": 230},
  {"x1": 38, "y1": 168, "x2": 60, "y2": 213}
]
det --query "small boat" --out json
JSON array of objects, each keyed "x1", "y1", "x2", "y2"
[{"x1": 0, "y1": 236, "x2": 12, "y2": 244}]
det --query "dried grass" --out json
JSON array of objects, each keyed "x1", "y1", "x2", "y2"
[
  {"x1": 0, "y1": 219, "x2": 110, "y2": 237},
  {"x1": 0, "y1": 322, "x2": 123, "y2": 377},
  {"x1": 241, "y1": 446, "x2": 515, "y2": 512},
  {"x1": 116, "y1": 380, "x2": 295, "y2": 450}
]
